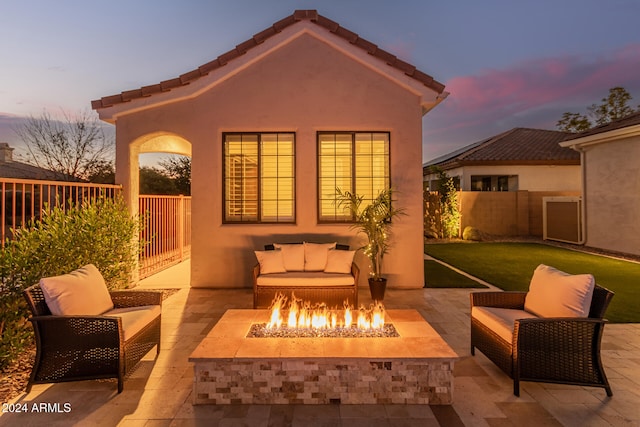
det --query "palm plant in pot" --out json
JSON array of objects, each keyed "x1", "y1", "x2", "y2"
[{"x1": 336, "y1": 188, "x2": 405, "y2": 301}]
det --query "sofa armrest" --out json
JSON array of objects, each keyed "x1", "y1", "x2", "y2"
[
  {"x1": 351, "y1": 262, "x2": 360, "y2": 284},
  {"x1": 471, "y1": 291, "x2": 527, "y2": 310},
  {"x1": 29, "y1": 315, "x2": 123, "y2": 349},
  {"x1": 252, "y1": 263, "x2": 261, "y2": 283},
  {"x1": 513, "y1": 317, "x2": 607, "y2": 370},
  {"x1": 110, "y1": 290, "x2": 162, "y2": 308}
]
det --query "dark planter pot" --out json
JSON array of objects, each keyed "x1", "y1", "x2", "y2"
[{"x1": 368, "y1": 277, "x2": 387, "y2": 301}]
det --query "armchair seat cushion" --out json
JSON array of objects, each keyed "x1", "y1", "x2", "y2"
[
  {"x1": 255, "y1": 271, "x2": 355, "y2": 287},
  {"x1": 105, "y1": 305, "x2": 161, "y2": 341},
  {"x1": 471, "y1": 306, "x2": 538, "y2": 343}
]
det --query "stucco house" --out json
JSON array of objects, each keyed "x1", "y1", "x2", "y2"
[
  {"x1": 92, "y1": 10, "x2": 447, "y2": 289},
  {"x1": 560, "y1": 111, "x2": 640, "y2": 256},
  {"x1": 423, "y1": 128, "x2": 580, "y2": 192}
]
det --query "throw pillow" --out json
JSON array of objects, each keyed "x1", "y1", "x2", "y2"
[
  {"x1": 273, "y1": 243, "x2": 305, "y2": 271},
  {"x1": 324, "y1": 249, "x2": 356, "y2": 274},
  {"x1": 254, "y1": 250, "x2": 286, "y2": 274},
  {"x1": 524, "y1": 264, "x2": 595, "y2": 318},
  {"x1": 39, "y1": 264, "x2": 114, "y2": 316},
  {"x1": 303, "y1": 242, "x2": 337, "y2": 271}
]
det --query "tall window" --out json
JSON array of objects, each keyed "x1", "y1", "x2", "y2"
[
  {"x1": 223, "y1": 133, "x2": 295, "y2": 223},
  {"x1": 318, "y1": 132, "x2": 390, "y2": 222}
]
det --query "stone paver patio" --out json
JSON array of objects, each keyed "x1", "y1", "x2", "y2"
[{"x1": 1, "y1": 259, "x2": 638, "y2": 426}]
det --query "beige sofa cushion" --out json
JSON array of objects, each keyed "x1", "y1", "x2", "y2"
[
  {"x1": 471, "y1": 306, "x2": 538, "y2": 343},
  {"x1": 324, "y1": 249, "x2": 356, "y2": 274},
  {"x1": 40, "y1": 264, "x2": 114, "y2": 316},
  {"x1": 105, "y1": 305, "x2": 161, "y2": 341},
  {"x1": 254, "y1": 250, "x2": 286, "y2": 274},
  {"x1": 274, "y1": 243, "x2": 305, "y2": 271},
  {"x1": 256, "y1": 271, "x2": 355, "y2": 287},
  {"x1": 303, "y1": 242, "x2": 336, "y2": 271},
  {"x1": 524, "y1": 264, "x2": 595, "y2": 318}
]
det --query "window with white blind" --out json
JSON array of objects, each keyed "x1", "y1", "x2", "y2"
[
  {"x1": 223, "y1": 132, "x2": 295, "y2": 223},
  {"x1": 318, "y1": 132, "x2": 390, "y2": 222}
]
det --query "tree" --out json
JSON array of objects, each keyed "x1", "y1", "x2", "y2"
[
  {"x1": 587, "y1": 86, "x2": 635, "y2": 126},
  {"x1": 556, "y1": 112, "x2": 591, "y2": 133},
  {"x1": 85, "y1": 160, "x2": 115, "y2": 184},
  {"x1": 159, "y1": 156, "x2": 191, "y2": 195},
  {"x1": 15, "y1": 109, "x2": 114, "y2": 181},
  {"x1": 557, "y1": 87, "x2": 637, "y2": 132},
  {"x1": 139, "y1": 166, "x2": 178, "y2": 195}
]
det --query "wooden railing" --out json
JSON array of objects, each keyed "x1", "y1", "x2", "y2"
[
  {"x1": 1, "y1": 177, "x2": 121, "y2": 242},
  {"x1": 138, "y1": 195, "x2": 192, "y2": 279}
]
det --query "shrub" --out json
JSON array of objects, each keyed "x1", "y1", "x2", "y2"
[
  {"x1": 0, "y1": 196, "x2": 139, "y2": 369},
  {"x1": 462, "y1": 226, "x2": 482, "y2": 241},
  {"x1": 424, "y1": 167, "x2": 461, "y2": 238}
]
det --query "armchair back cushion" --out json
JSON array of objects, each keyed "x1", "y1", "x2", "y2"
[
  {"x1": 524, "y1": 264, "x2": 595, "y2": 318},
  {"x1": 39, "y1": 264, "x2": 114, "y2": 316}
]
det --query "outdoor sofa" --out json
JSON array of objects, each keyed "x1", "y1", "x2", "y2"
[
  {"x1": 23, "y1": 264, "x2": 162, "y2": 393},
  {"x1": 252, "y1": 242, "x2": 359, "y2": 309},
  {"x1": 470, "y1": 264, "x2": 614, "y2": 397}
]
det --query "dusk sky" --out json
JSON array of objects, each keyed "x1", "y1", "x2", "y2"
[{"x1": 1, "y1": 0, "x2": 639, "y2": 165}]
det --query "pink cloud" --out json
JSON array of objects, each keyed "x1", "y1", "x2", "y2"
[
  {"x1": 446, "y1": 44, "x2": 640, "y2": 115},
  {"x1": 422, "y1": 44, "x2": 640, "y2": 161},
  {"x1": 427, "y1": 43, "x2": 640, "y2": 136}
]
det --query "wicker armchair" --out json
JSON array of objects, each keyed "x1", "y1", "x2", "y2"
[
  {"x1": 470, "y1": 285, "x2": 614, "y2": 397},
  {"x1": 23, "y1": 285, "x2": 162, "y2": 393}
]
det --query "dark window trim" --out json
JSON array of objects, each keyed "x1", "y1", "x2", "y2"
[
  {"x1": 316, "y1": 131, "x2": 391, "y2": 224},
  {"x1": 222, "y1": 132, "x2": 296, "y2": 224}
]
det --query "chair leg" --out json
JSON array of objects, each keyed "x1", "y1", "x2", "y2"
[
  {"x1": 605, "y1": 385, "x2": 613, "y2": 397},
  {"x1": 471, "y1": 345, "x2": 475, "y2": 356},
  {"x1": 513, "y1": 379, "x2": 520, "y2": 397},
  {"x1": 118, "y1": 376, "x2": 124, "y2": 393}
]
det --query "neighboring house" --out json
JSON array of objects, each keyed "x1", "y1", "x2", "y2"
[
  {"x1": 560, "y1": 111, "x2": 640, "y2": 256},
  {"x1": 92, "y1": 10, "x2": 447, "y2": 289},
  {"x1": 423, "y1": 128, "x2": 580, "y2": 192},
  {"x1": 0, "y1": 142, "x2": 78, "y2": 181}
]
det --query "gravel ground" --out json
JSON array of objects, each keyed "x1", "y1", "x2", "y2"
[{"x1": 0, "y1": 344, "x2": 35, "y2": 403}]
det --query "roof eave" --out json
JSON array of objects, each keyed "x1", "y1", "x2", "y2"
[{"x1": 560, "y1": 124, "x2": 640, "y2": 149}]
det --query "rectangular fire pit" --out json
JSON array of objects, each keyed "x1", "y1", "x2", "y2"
[{"x1": 189, "y1": 309, "x2": 458, "y2": 405}]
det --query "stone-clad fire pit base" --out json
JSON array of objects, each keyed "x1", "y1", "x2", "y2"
[{"x1": 189, "y1": 309, "x2": 458, "y2": 405}]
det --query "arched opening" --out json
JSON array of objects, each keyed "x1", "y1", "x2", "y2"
[{"x1": 118, "y1": 132, "x2": 193, "y2": 278}]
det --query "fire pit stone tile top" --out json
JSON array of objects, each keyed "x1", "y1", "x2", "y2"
[{"x1": 189, "y1": 309, "x2": 458, "y2": 405}]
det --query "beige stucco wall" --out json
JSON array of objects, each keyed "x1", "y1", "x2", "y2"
[
  {"x1": 424, "y1": 165, "x2": 580, "y2": 191},
  {"x1": 584, "y1": 137, "x2": 640, "y2": 256},
  {"x1": 113, "y1": 33, "x2": 428, "y2": 289}
]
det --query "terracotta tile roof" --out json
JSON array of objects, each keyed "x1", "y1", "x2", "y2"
[
  {"x1": 0, "y1": 159, "x2": 80, "y2": 181},
  {"x1": 563, "y1": 111, "x2": 640, "y2": 140},
  {"x1": 424, "y1": 128, "x2": 579, "y2": 173},
  {"x1": 91, "y1": 10, "x2": 445, "y2": 110}
]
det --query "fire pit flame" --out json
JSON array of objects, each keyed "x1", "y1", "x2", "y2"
[{"x1": 266, "y1": 293, "x2": 386, "y2": 331}]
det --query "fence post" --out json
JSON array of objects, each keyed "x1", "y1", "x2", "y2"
[{"x1": 178, "y1": 195, "x2": 185, "y2": 261}]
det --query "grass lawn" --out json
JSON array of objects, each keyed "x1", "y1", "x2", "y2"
[
  {"x1": 424, "y1": 260, "x2": 488, "y2": 288},
  {"x1": 424, "y1": 242, "x2": 640, "y2": 323}
]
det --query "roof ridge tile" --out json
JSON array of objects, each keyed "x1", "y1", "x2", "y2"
[{"x1": 92, "y1": 9, "x2": 445, "y2": 110}]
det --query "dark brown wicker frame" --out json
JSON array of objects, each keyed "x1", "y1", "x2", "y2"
[
  {"x1": 23, "y1": 285, "x2": 162, "y2": 394},
  {"x1": 252, "y1": 262, "x2": 359, "y2": 308},
  {"x1": 470, "y1": 285, "x2": 614, "y2": 397}
]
